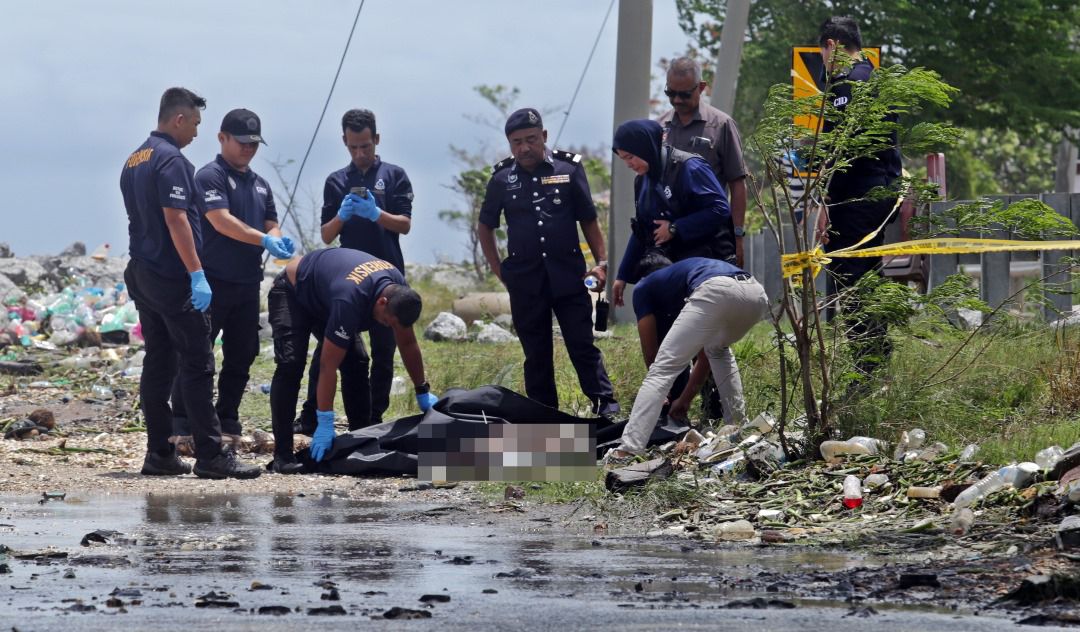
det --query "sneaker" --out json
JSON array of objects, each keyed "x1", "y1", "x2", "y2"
[
  {"x1": 141, "y1": 450, "x2": 192, "y2": 476},
  {"x1": 267, "y1": 455, "x2": 305, "y2": 475},
  {"x1": 194, "y1": 449, "x2": 262, "y2": 480}
]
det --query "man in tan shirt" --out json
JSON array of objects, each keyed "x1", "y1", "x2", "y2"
[
  {"x1": 657, "y1": 57, "x2": 748, "y2": 267},
  {"x1": 656, "y1": 56, "x2": 750, "y2": 424}
]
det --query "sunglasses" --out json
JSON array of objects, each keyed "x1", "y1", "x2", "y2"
[{"x1": 664, "y1": 87, "x2": 698, "y2": 100}]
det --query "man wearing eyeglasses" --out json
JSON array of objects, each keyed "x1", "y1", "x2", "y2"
[
  {"x1": 657, "y1": 57, "x2": 748, "y2": 268},
  {"x1": 656, "y1": 57, "x2": 750, "y2": 424}
]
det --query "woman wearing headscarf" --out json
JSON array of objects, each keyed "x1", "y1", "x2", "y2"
[{"x1": 610, "y1": 119, "x2": 735, "y2": 308}]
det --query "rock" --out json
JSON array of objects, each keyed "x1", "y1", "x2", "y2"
[
  {"x1": 321, "y1": 588, "x2": 340, "y2": 601},
  {"x1": 494, "y1": 567, "x2": 534, "y2": 579},
  {"x1": 2, "y1": 258, "x2": 48, "y2": 287},
  {"x1": 1000, "y1": 574, "x2": 1080, "y2": 605},
  {"x1": 723, "y1": 597, "x2": 796, "y2": 609},
  {"x1": 713, "y1": 519, "x2": 756, "y2": 541},
  {"x1": 382, "y1": 606, "x2": 431, "y2": 619},
  {"x1": 493, "y1": 313, "x2": 514, "y2": 330},
  {"x1": 258, "y1": 605, "x2": 291, "y2": 615},
  {"x1": 80, "y1": 530, "x2": 120, "y2": 546},
  {"x1": 424, "y1": 311, "x2": 467, "y2": 342},
  {"x1": 307, "y1": 605, "x2": 347, "y2": 615},
  {"x1": 59, "y1": 242, "x2": 86, "y2": 257},
  {"x1": 28, "y1": 408, "x2": 55, "y2": 430},
  {"x1": 898, "y1": 573, "x2": 941, "y2": 589},
  {"x1": 604, "y1": 458, "x2": 675, "y2": 493},
  {"x1": 419, "y1": 594, "x2": 450, "y2": 603},
  {"x1": 504, "y1": 485, "x2": 525, "y2": 500},
  {"x1": 0, "y1": 243, "x2": 12, "y2": 258},
  {"x1": 947, "y1": 307, "x2": 983, "y2": 330},
  {"x1": 475, "y1": 322, "x2": 517, "y2": 344},
  {"x1": 1056, "y1": 516, "x2": 1080, "y2": 551}
]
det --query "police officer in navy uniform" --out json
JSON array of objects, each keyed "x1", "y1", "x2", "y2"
[
  {"x1": 477, "y1": 108, "x2": 619, "y2": 417},
  {"x1": 168, "y1": 109, "x2": 294, "y2": 451},
  {"x1": 267, "y1": 248, "x2": 437, "y2": 474},
  {"x1": 816, "y1": 16, "x2": 902, "y2": 376},
  {"x1": 120, "y1": 87, "x2": 260, "y2": 479},
  {"x1": 295, "y1": 109, "x2": 416, "y2": 432}
]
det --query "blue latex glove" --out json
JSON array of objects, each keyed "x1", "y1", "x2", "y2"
[
  {"x1": 311, "y1": 409, "x2": 336, "y2": 462},
  {"x1": 261, "y1": 234, "x2": 295, "y2": 259},
  {"x1": 416, "y1": 391, "x2": 439, "y2": 412},
  {"x1": 336, "y1": 194, "x2": 358, "y2": 221},
  {"x1": 189, "y1": 270, "x2": 212, "y2": 312},
  {"x1": 352, "y1": 191, "x2": 381, "y2": 222}
]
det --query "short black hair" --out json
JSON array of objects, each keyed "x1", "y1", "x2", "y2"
[
  {"x1": 384, "y1": 284, "x2": 422, "y2": 327},
  {"x1": 636, "y1": 251, "x2": 674, "y2": 280},
  {"x1": 342, "y1": 108, "x2": 377, "y2": 136},
  {"x1": 818, "y1": 16, "x2": 863, "y2": 50},
  {"x1": 158, "y1": 87, "x2": 206, "y2": 124}
]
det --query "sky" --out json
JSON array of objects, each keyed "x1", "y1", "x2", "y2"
[{"x1": 0, "y1": 1, "x2": 694, "y2": 264}]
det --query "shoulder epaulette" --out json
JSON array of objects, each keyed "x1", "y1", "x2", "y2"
[
  {"x1": 551, "y1": 149, "x2": 583, "y2": 164},
  {"x1": 492, "y1": 156, "x2": 514, "y2": 172}
]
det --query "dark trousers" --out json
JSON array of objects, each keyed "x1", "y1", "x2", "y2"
[
  {"x1": 124, "y1": 260, "x2": 222, "y2": 459},
  {"x1": 170, "y1": 279, "x2": 260, "y2": 436},
  {"x1": 298, "y1": 323, "x2": 392, "y2": 430},
  {"x1": 267, "y1": 273, "x2": 370, "y2": 459},
  {"x1": 508, "y1": 278, "x2": 617, "y2": 414},
  {"x1": 825, "y1": 195, "x2": 895, "y2": 374}
]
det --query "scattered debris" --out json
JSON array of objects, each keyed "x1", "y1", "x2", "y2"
[
  {"x1": 605, "y1": 458, "x2": 674, "y2": 492},
  {"x1": 80, "y1": 529, "x2": 120, "y2": 546}
]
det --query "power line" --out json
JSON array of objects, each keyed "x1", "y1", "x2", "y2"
[
  {"x1": 553, "y1": 0, "x2": 617, "y2": 148},
  {"x1": 271, "y1": 0, "x2": 366, "y2": 259}
]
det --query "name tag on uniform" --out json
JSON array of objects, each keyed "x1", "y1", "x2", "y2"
[{"x1": 540, "y1": 175, "x2": 570, "y2": 185}]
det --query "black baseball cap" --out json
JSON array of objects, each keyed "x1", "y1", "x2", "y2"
[
  {"x1": 220, "y1": 108, "x2": 266, "y2": 145},
  {"x1": 504, "y1": 107, "x2": 543, "y2": 137}
]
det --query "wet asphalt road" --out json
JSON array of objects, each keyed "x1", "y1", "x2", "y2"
[{"x1": 0, "y1": 493, "x2": 1055, "y2": 631}]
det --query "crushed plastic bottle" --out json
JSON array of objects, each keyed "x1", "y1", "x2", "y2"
[
  {"x1": 1000, "y1": 462, "x2": 1039, "y2": 488},
  {"x1": 863, "y1": 473, "x2": 889, "y2": 490},
  {"x1": 711, "y1": 453, "x2": 745, "y2": 477},
  {"x1": 91, "y1": 384, "x2": 114, "y2": 401},
  {"x1": 893, "y1": 428, "x2": 927, "y2": 460},
  {"x1": 960, "y1": 444, "x2": 979, "y2": 461},
  {"x1": 842, "y1": 475, "x2": 863, "y2": 509},
  {"x1": 949, "y1": 508, "x2": 974, "y2": 535},
  {"x1": 1036, "y1": 445, "x2": 1065, "y2": 471}
]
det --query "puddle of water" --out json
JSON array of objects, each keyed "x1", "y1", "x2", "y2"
[{"x1": 0, "y1": 494, "x2": 1020, "y2": 631}]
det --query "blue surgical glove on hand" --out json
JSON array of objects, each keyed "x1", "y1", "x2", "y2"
[
  {"x1": 337, "y1": 195, "x2": 358, "y2": 221},
  {"x1": 189, "y1": 269, "x2": 212, "y2": 312},
  {"x1": 261, "y1": 234, "x2": 295, "y2": 259},
  {"x1": 311, "y1": 409, "x2": 337, "y2": 462},
  {"x1": 352, "y1": 191, "x2": 381, "y2": 222},
  {"x1": 416, "y1": 391, "x2": 439, "y2": 412}
]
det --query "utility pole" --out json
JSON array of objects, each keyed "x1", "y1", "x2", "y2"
[
  {"x1": 1055, "y1": 134, "x2": 1078, "y2": 194},
  {"x1": 608, "y1": 0, "x2": 653, "y2": 322},
  {"x1": 709, "y1": 0, "x2": 750, "y2": 114}
]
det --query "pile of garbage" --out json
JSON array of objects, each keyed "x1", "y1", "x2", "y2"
[{"x1": 616, "y1": 417, "x2": 1080, "y2": 550}]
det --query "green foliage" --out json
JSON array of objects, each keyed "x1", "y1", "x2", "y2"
[
  {"x1": 911, "y1": 198, "x2": 1080, "y2": 240},
  {"x1": 439, "y1": 165, "x2": 501, "y2": 279},
  {"x1": 946, "y1": 125, "x2": 1060, "y2": 199}
]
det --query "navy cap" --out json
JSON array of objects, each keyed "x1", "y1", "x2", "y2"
[
  {"x1": 221, "y1": 108, "x2": 266, "y2": 145},
  {"x1": 504, "y1": 108, "x2": 543, "y2": 136}
]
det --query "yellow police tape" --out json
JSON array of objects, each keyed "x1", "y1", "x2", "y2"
[{"x1": 781, "y1": 238, "x2": 1080, "y2": 279}]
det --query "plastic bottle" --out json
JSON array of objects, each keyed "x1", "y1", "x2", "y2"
[
  {"x1": 583, "y1": 274, "x2": 601, "y2": 291},
  {"x1": 842, "y1": 475, "x2": 863, "y2": 509},
  {"x1": 953, "y1": 468, "x2": 1007, "y2": 508},
  {"x1": 91, "y1": 384, "x2": 114, "y2": 401},
  {"x1": 893, "y1": 428, "x2": 927, "y2": 460},
  {"x1": 906, "y1": 486, "x2": 942, "y2": 499},
  {"x1": 1036, "y1": 446, "x2": 1065, "y2": 471},
  {"x1": 820, "y1": 437, "x2": 881, "y2": 463},
  {"x1": 1000, "y1": 462, "x2": 1039, "y2": 488},
  {"x1": 949, "y1": 508, "x2": 974, "y2": 535},
  {"x1": 863, "y1": 473, "x2": 889, "y2": 490},
  {"x1": 960, "y1": 444, "x2": 979, "y2": 461}
]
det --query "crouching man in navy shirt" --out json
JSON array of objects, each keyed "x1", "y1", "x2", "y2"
[
  {"x1": 607, "y1": 255, "x2": 769, "y2": 460},
  {"x1": 169, "y1": 108, "x2": 294, "y2": 451},
  {"x1": 266, "y1": 248, "x2": 437, "y2": 474},
  {"x1": 120, "y1": 87, "x2": 260, "y2": 480}
]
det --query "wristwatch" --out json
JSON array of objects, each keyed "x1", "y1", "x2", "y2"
[
  {"x1": 668, "y1": 222, "x2": 678, "y2": 237},
  {"x1": 415, "y1": 381, "x2": 431, "y2": 395},
  {"x1": 733, "y1": 226, "x2": 746, "y2": 238}
]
